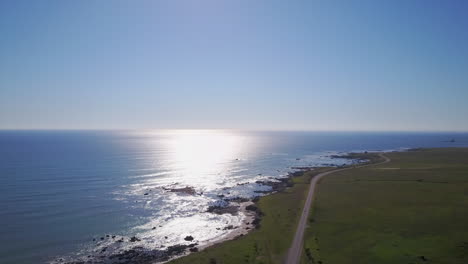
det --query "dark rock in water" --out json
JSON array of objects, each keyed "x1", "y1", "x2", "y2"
[
  {"x1": 224, "y1": 196, "x2": 249, "y2": 203},
  {"x1": 223, "y1": 225, "x2": 235, "y2": 230},
  {"x1": 255, "y1": 177, "x2": 295, "y2": 194},
  {"x1": 152, "y1": 227, "x2": 156, "y2": 230},
  {"x1": 184, "y1": 235, "x2": 194, "y2": 241},
  {"x1": 290, "y1": 171, "x2": 304, "y2": 177},
  {"x1": 207, "y1": 205, "x2": 239, "y2": 215},
  {"x1": 187, "y1": 243, "x2": 198, "y2": 247},
  {"x1": 92, "y1": 238, "x2": 95, "y2": 241},
  {"x1": 100, "y1": 237, "x2": 104, "y2": 240},
  {"x1": 291, "y1": 166, "x2": 314, "y2": 171},
  {"x1": 164, "y1": 236, "x2": 168, "y2": 239},
  {"x1": 189, "y1": 247, "x2": 199, "y2": 252},
  {"x1": 166, "y1": 244, "x2": 189, "y2": 255},
  {"x1": 144, "y1": 193, "x2": 149, "y2": 195},
  {"x1": 111, "y1": 235, "x2": 115, "y2": 239},
  {"x1": 103, "y1": 244, "x2": 191, "y2": 264},
  {"x1": 129, "y1": 236, "x2": 141, "y2": 242},
  {"x1": 163, "y1": 186, "x2": 196, "y2": 195},
  {"x1": 101, "y1": 247, "x2": 107, "y2": 253}
]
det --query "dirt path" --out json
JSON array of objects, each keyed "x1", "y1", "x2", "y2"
[{"x1": 285, "y1": 153, "x2": 390, "y2": 264}]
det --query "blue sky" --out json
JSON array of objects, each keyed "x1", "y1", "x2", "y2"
[{"x1": 1, "y1": 0, "x2": 467, "y2": 131}]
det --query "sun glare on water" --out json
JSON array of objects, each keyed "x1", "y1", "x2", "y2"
[{"x1": 162, "y1": 130, "x2": 248, "y2": 187}]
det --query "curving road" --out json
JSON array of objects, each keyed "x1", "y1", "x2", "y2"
[{"x1": 285, "y1": 153, "x2": 390, "y2": 264}]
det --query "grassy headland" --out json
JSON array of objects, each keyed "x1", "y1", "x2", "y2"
[
  {"x1": 301, "y1": 148, "x2": 468, "y2": 264},
  {"x1": 169, "y1": 168, "x2": 333, "y2": 264}
]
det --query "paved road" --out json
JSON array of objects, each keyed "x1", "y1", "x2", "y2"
[{"x1": 285, "y1": 153, "x2": 390, "y2": 264}]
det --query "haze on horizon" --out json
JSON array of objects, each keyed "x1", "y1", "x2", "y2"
[{"x1": 1, "y1": 0, "x2": 468, "y2": 132}]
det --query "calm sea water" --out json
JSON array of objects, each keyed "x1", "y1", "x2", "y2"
[{"x1": 1, "y1": 130, "x2": 467, "y2": 264}]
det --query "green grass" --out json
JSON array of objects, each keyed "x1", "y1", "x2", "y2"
[
  {"x1": 170, "y1": 168, "x2": 332, "y2": 264},
  {"x1": 301, "y1": 148, "x2": 468, "y2": 264}
]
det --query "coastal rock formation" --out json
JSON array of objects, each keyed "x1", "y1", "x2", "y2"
[
  {"x1": 206, "y1": 205, "x2": 239, "y2": 215},
  {"x1": 60, "y1": 243, "x2": 200, "y2": 264},
  {"x1": 189, "y1": 247, "x2": 198, "y2": 252},
  {"x1": 224, "y1": 196, "x2": 249, "y2": 203},
  {"x1": 163, "y1": 186, "x2": 196, "y2": 195},
  {"x1": 129, "y1": 236, "x2": 141, "y2": 242},
  {"x1": 254, "y1": 177, "x2": 293, "y2": 194}
]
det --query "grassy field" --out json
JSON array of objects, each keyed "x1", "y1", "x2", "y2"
[
  {"x1": 169, "y1": 168, "x2": 332, "y2": 264},
  {"x1": 301, "y1": 148, "x2": 468, "y2": 264}
]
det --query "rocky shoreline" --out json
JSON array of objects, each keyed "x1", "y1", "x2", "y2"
[{"x1": 55, "y1": 162, "x2": 340, "y2": 264}]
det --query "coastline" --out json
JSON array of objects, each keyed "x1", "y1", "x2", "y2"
[
  {"x1": 56, "y1": 151, "x2": 380, "y2": 264},
  {"x1": 169, "y1": 150, "x2": 391, "y2": 264}
]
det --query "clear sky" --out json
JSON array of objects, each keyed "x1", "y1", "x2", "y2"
[{"x1": 1, "y1": 0, "x2": 467, "y2": 131}]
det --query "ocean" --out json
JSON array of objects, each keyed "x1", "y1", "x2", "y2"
[{"x1": 1, "y1": 130, "x2": 467, "y2": 263}]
